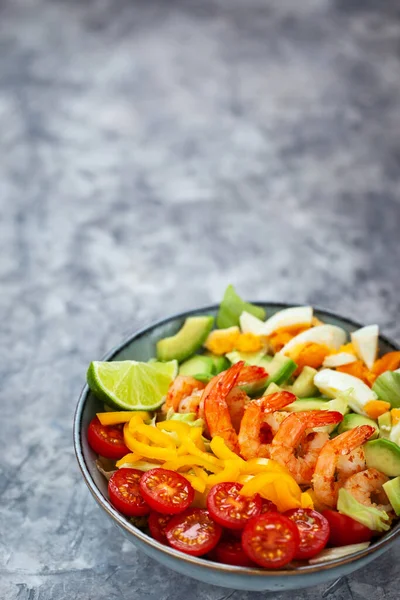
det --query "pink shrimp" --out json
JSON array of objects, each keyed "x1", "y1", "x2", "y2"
[
  {"x1": 202, "y1": 362, "x2": 248, "y2": 453},
  {"x1": 238, "y1": 392, "x2": 296, "y2": 460},
  {"x1": 312, "y1": 425, "x2": 376, "y2": 508},
  {"x1": 162, "y1": 375, "x2": 205, "y2": 413},
  {"x1": 270, "y1": 411, "x2": 344, "y2": 485}
]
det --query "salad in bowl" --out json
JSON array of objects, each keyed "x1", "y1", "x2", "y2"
[{"x1": 77, "y1": 287, "x2": 400, "y2": 584}]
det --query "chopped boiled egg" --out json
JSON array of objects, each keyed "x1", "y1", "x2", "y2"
[
  {"x1": 239, "y1": 311, "x2": 266, "y2": 335},
  {"x1": 279, "y1": 325, "x2": 347, "y2": 356},
  {"x1": 323, "y1": 352, "x2": 357, "y2": 368},
  {"x1": 351, "y1": 325, "x2": 379, "y2": 370},
  {"x1": 314, "y1": 368, "x2": 378, "y2": 415},
  {"x1": 258, "y1": 306, "x2": 313, "y2": 336},
  {"x1": 204, "y1": 326, "x2": 240, "y2": 355}
]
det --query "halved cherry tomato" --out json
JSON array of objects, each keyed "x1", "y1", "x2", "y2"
[
  {"x1": 284, "y1": 508, "x2": 330, "y2": 559},
  {"x1": 108, "y1": 468, "x2": 150, "y2": 517},
  {"x1": 261, "y1": 499, "x2": 278, "y2": 514},
  {"x1": 322, "y1": 510, "x2": 373, "y2": 546},
  {"x1": 207, "y1": 482, "x2": 262, "y2": 530},
  {"x1": 87, "y1": 416, "x2": 129, "y2": 459},
  {"x1": 165, "y1": 508, "x2": 222, "y2": 556},
  {"x1": 242, "y1": 513, "x2": 300, "y2": 568},
  {"x1": 148, "y1": 512, "x2": 172, "y2": 545},
  {"x1": 214, "y1": 539, "x2": 256, "y2": 567},
  {"x1": 139, "y1": 468, "x2": 195, "y2": 515}
]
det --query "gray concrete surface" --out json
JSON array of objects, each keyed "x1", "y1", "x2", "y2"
[{"x1": 1, "y1": 0, "x2": 400, "y2": 598}]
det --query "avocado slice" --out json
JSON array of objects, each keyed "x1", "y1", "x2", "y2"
[
  {"x1": 291, "y1": 366, "x2": 319, "y2": 398},
  {"x1": 364, "y1": 438, "x2": 400, "y2": 477},
  {"x1": 378, "y1": 411, "x2": 392, "y2": 439},
  {"x1": 265, "y1": 354, "x2": 297, "y2": 386},
  {"x1": 203, "y1": 352, "x2": 230, "y2": 374},
  {"x1": 217, "y1": 285, "x2": 266, "y2": 329},
  {"x1": 383, "y1": 477, "x2": 400, "y2": 515},
  {"x1": 263, "y1": 382, "x2": 284, "y2": 396},
  {"x1": 372, "y1": 371, "x2": 400, "y2": 408},
  {"x1": 226, "y1": 350, "x2": 270, "y2": 366},
  {"x1": 338, "y1": 414, "x2": 379, "y2": 439},
  {"x1": 179, "y1": 355, "x2": 215, "y2": 377},
  {"x1": 285, "y1": 398, "x2": 331, "y2": 412},
  {"x1": 157, "y1": 316, "x2": 214, "y2": 363}
]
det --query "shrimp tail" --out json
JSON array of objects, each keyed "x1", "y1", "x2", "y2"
[
  {"x1": 237, "y1": 365, "x2": 268, "y2": 384},
  {"x1": 302, "y1": 410, "x2": 344, "y2": 429},
  {"x1": 329, "y1": 425, "x2": 376, "y2": 455},
  {"x1": 260, "y1": 391, "x2": 296, "y2": 411}
]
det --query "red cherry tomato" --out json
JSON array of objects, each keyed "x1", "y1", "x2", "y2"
[
  {"x1": 87, "y1": 416, "x2": 129, "y2": 459},
  {"x1": 108, "y1": 468, "x2": 150, "y2": 517},
  {"x1": 284, "y1": 508, "x2": 330, "y2": 559},
  {"x1": 165, "y1": 508, "x2": 222, "y2": 556},
  {"x1": 261, "y1": 499, "x2": 278, "y2": 513},
  {"x1": 207, "y1": 482, "x2": 262, "y2": 530},
  {"x1": 322, "y1": 510, "x2": 373, "y2": 546},
  {"x1": 242, "y1": 513, "x2": 300, "y2": 569},
  {"x1": 214, "y1": 539, "x2": 256, "y2": 567},
  {"x1": 148, "y1": 512, "x2": 173, "y2": 545},
  {"x1": 139, "y1": 468, "x2": 195, "y2": 515}
]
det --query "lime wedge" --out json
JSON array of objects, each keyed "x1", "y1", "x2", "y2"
[{"x1": 87, "y1": 360, "x2": 178, "y2": 411}]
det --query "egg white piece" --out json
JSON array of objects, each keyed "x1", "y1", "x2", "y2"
[
  {"x1": 314, "y1": 368, "x2": 377, "y2": 415},
  {"x1": 279, "y1": 324, "x2": 347, "y2": 356},
  {"x1": 351, "y1": 325, "x2": 379, "y2": 370},
  {"x1": 239, "y1": 311, "x2": 266, "y2": 335},
  {"x1": 259, "y1": 306, "x2": 313, "y2": 336},
  {"x1": 323, "y1": 352, "x2": 357, "y2": 368}
]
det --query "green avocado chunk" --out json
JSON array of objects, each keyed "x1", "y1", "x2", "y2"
[
  {"x1": 179, "y1": 355, "x2": 215, "y2": 377},
  {"x1": 203, "y1": 353, "x2": 230, "y2": 374},
  {"x1": 378, "y1": 411, "x2": 392, "y2": 439},
  {"x1": 291, "y1": 366, "x2": 319, "y2": 398},
  {"x1": 338, "y1": 414, "x2": 379, "y2": 439},
  {"x1": 372, "y1": 371, "x2": 400, "y2": 407},
  {"x1": 383, "y1": 477, "x2": 400, "y2": 515},
  {"x1": 226, "y1": 350, "x2": 271, "y2": 366},
  {"x1": 217, "y1": 285, "x2": 266, "y2": 329},
  {"x1": 265, "y1": 354, "x2": 297, "y2": 386},
  {"x1": 364, "y1": 438, "x2": 400, "y2": 477},
  {"x1": 157, "y1": 316, "x2": 214, "y2": 363}
]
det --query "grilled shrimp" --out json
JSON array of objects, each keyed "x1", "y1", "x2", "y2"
[
  {"x1": 270, "y1": 410, "x2": 344, "y2": 485},
  {"x1": 202, "y1": 362, "x2": 268, "y2": 453},
  {"x1": 343, "y1": 468, "x2": 391, "y2": 512},
  {"x1": 163, "y1": 376, "x2": 205, "y2": 413},
  {"x1": 238, "y1": 392, "x2": 296, "y2": 460},
  {"x1": 312, "y1": 425, "x2": 376, "y2": 508}
]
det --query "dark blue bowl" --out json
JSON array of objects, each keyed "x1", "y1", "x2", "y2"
[{"x1": 74, "y1": 303, "x2": 400, "y2": 592}]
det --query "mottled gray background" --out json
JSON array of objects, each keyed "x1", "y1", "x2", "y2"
[{"x1": 1, "y1": 0, "x2": 400, "y2": 598}]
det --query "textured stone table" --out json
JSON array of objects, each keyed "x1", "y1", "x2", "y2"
[{"x1": 2, "y1": 0, "x2": 400, "y2": 598}]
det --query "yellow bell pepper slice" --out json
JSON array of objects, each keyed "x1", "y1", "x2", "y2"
[
  {"x1": 97, "y1": 411, "x2": 151, "y2": 426},
  {"x1": 238, "y1": 474, "x2": 254, "y2": 485},
  {"x1": 179, "y1": 438, "x2": 221, "y2": 466},
  {"x1": 116, "y1": 452, "x2": 142, "y2": 467},
  {"x1": 240, "y1": 471, "x2": 302, "y2": 512},
  {"x1": 301, "y1": 491, "x2": 314, "y2": 509},
  {"x1": 123, "y1": 424, "x2": 177, "y2": 461},
  {"x1": 162, "y1": 455, "x2": 222, "y2": 473},
  {"x1": 182, "y1": 473, "x2": 207, "y2": 493},
  {"x1": 243, "y1": 458, "x2": 288, "y2": 475},
  {"x1": 206, "y1": 459, "x2": 242, "y2": 487},
  {"x1": 192, "y1": 466, "x2": 208, "y2": 482},
  {"x1": 210, "y1": 436, "x2": 245, "y2": 465},
  {"x1": 134, "y1": 423, "x2": 176, "y2": 448},
  {"x1": 156, "y1": 420, "x2": 191, "y2": 439},
  {"x1": 189, "y1": 427, "x2": 206, "y2": 451}
]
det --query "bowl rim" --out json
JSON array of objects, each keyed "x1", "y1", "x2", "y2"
[{"x1": 74, "y1": 302, "x2": 400, "y2": 577}]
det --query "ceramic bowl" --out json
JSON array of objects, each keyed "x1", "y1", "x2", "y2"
[{"x1": 73, "y1": 303, "x2": 400, "y2": 592}]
